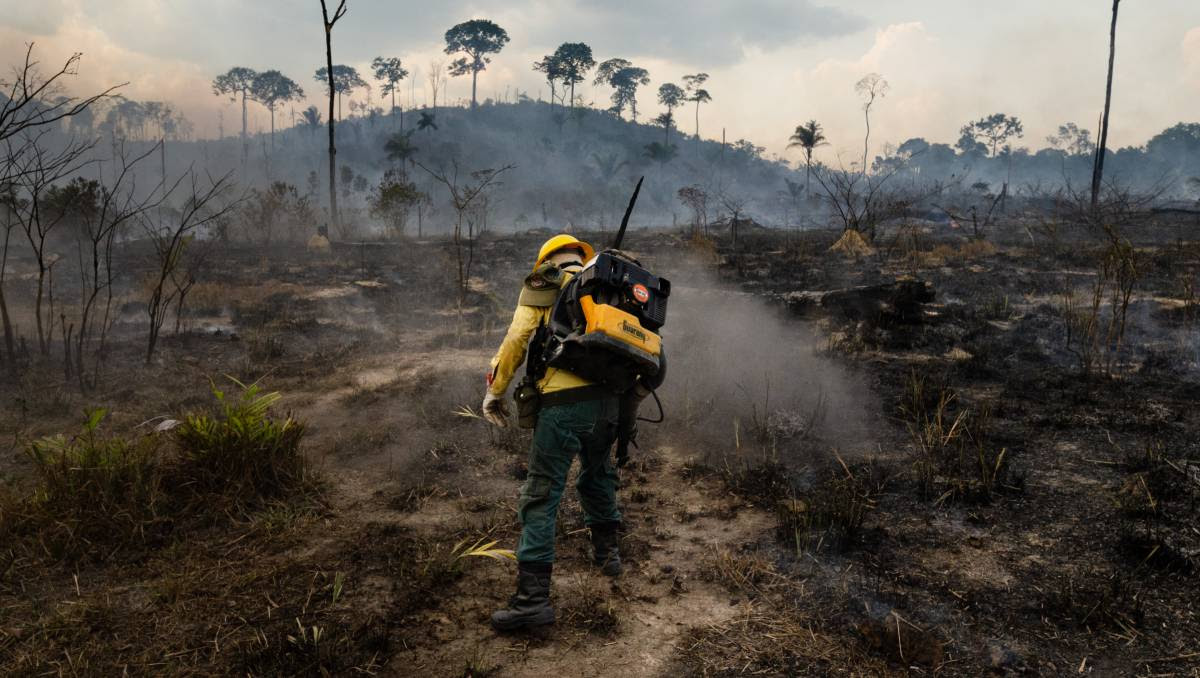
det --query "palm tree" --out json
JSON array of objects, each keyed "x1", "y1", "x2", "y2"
[
  {"x1": 787, "y1": 120, "x2": 828, "y2": 196},
  {"x1": 416, "y1": 111, "x2": 438, "y2": 131},
  {"x1": 384, "y1": 130, "x2": 418, "y2": 170},
  {"x1": 300, "y1": 105, "x2": 321, "y2": 134}
]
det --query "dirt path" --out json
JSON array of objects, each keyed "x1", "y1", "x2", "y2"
[
  {"x1": 284, "y1": 343, "x2": 779, "y2": 677},
  {"x1": 393, "y1": 443, "x2": 775, "y2": 678}
]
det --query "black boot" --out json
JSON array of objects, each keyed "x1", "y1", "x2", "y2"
[
  {"x1": 590, "y1": 521, "x2": 623, "y2": 577},
  {"x1": 491, "y1": 562, "x2": 555, "y2": 631}
]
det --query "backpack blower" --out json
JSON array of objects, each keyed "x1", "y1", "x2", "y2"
[
  {"x1": 537, "y1": 177, "x2": 668, "y2": 466},
  {"x1": 542, "y1": 176, "x2": 671, "y2": 394}
]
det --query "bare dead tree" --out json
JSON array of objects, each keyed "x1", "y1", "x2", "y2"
[
  {"x1": 72, "y1": 142, "x2": 165, "y2": 390},
  {"x1": 677, "y1": 184, "x2": 710, "y2": 237},
  {"x1": 1091, "y1": 0, "x2": 1121, "y2": 210},
  {"x1": 319, "y1": 0, "x2": 348, "y2": 233},
  {"x1": 0, "y1": 44, "x2": 122, "y2": 146},
  {"x1": 428, "y1": 59, "x2": 445, "y2": 109},
  {"x1": 933, "y1": 189, "x2": 1004, "y2": 241},
  {"x1": 171, "y1": 237, "x2": 215, "y2": 336},
  {"x1": 0, "y1": 45, "x2": 116, "y2": 371},
  {"x1": 0, "y1": 187, "x2": 15, "y2": 369},
  {"x1": 715, "y1": 187, "x2": 747, "y2": 250},
  {"x1": 144, "y1": 171, "x2": 236, "y2": 364},
  {"x1": 415, "y1": 159, "x2": 513, "y2": 296},
  {"x1": 7, "y1": 135, "x2": 96, "y2": 355},
  {"x1": 1056, "y1": 172, "x2": 1172, "y2": 233},
  {"x1": 854, "y1": 73, "x2": 889, "y2": 174},
  {"x1": 811, "y1": 158, "x2": 910, "y2": 243}
]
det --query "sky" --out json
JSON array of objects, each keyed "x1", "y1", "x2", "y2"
[{"x1": 1, "y1": 0, "x2": 1197, "y2": 165}]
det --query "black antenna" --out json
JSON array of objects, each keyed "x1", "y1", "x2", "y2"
[{"x1": 612, "y1": 176, "x2": 644, "y2": 250}]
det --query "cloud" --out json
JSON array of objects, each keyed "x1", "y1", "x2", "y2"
[
  {"x1": 1, "y1": 1, "x2": 1196, "y2": 158},
  {"x1": 1185, "y1": 26, "x2": 1200, "y2": 85},
  {"x1": 0, "y1": 0, "x2": 71, "y2": 34},
  {"x1": 4, "y1": 0, "x2": 863, "y2": 71},
  {"x1": 793, "y1": 23, "x2": 947, "y2": 161},
  {"x1": 548, "y1": 0, "x2": 867, "y2": 66}
]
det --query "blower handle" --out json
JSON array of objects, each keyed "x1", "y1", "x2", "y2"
[{"x1": 612, "y1": 176, "x2": 644, "y2": 250}]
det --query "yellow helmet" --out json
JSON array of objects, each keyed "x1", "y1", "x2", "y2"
[{"x1": 534, "y1": 234, "x2": 594, "y2": 270}]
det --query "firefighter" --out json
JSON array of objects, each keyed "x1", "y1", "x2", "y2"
[{"x1": 483, "y1": 234, "x2": 626, "y2": 632}]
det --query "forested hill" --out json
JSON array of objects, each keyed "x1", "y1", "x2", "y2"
[
  {"x1": 150, "y1": 100, "x2": 800, "y2": 235},
  {"x1": 64, "y1": 96, "x2": 1200, "y2": 238}
]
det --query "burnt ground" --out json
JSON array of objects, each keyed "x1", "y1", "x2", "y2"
[{"x1": 0, "y1": 221, "x2": 1198, "y2": 677}]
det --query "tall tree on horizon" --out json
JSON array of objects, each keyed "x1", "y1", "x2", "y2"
[
  {"x1": 552, "y1": 42, "x2": 595, "y2": 108},
  {"x1": 959, "y1": 113, "x2": 1024, "y2": 158},
  {"x1": 657, "y1": 82, "x2": 685, "y2": 145},
  {"x1": 594, "y1": 58, "x2": 650, "y2": 121},
  {"x1": 855, "y1": 73, "x2": 889, "y2": 173},
  {"x1": 319, "y1": 0, "x2": 348, "y2": 234},
  {"x1": 251, "y1": 70, "x2": 304, "y2": 150},
  {"x1": 443, "y1": 19, "x2": 510, "y2": 109},
  {"x1": 211, "y1": 66, "x2": 257, "y2": 161},
  {"x1": 681, "y1": 73, "x2": 711, "y2": 139},
  {"x1": 532, "y1": 53, "x2": 566, "y2": 109},
  {"x1": 371, "y1": 56, "x2": 410, "y2": 128},
  {"x1": 313, "y1": 65, "x2": 366, "y2": 121},
  {"x1": 1091, "y1": 0, "x2": 1121, "y2": 209},
  {"x1": 787, "y1": 119, "x2": 828, "y2": 196}
]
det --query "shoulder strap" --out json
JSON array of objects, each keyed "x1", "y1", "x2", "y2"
[
  {"x1": 523, "y1": 314, "x2": 549, "y2": 384},
  {"x1": 518, "y1": 262, "x2": 565, "y2": 307}
]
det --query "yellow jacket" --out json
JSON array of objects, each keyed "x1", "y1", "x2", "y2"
[{"x1": 488, "y1": 280, "x2": 590, "y2": 397}]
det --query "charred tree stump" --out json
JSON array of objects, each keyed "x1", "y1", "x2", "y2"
[{"x1": 777, "y1": 279, "x2": 935, "y2": 326}]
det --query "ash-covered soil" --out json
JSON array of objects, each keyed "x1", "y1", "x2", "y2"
[{"x1": 1, "y1": 223, "x2": 1198, "y2": 677}]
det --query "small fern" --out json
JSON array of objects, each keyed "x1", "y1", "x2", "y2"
[{"x1": 174, "y1": 376, "x2": 308, "y2": 506}]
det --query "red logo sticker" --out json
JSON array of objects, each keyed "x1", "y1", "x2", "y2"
[{"x1": 632, "y1": 284, "x2": 650, "y2": 303}]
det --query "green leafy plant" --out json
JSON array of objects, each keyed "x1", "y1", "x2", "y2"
[
  {"x1": 20, "y1": 408, "x2": 165, "y2": 550},
  {"x1": 174, "y1": 376, "x2": 308, "y2": 507}
]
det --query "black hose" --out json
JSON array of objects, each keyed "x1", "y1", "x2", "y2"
[{"x1": 637, "y1": 388, "x2": 664, "y2": 424}]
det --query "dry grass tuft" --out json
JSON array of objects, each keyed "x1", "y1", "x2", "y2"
[
  {"x1": 901, "y1": 369, "x2": 1014, "y2": 504},
  {"x1": 707, "y1": 548, "x2": 779, "y2": 596},
  {"x1": 670, "y1": 606, "x2": 889, "y2": 677},
  {"x1": 776, "y1": 458, "x2": 884, "y2": 554},
  {"x1": 559, "y1": 574, "x2": 619, "y2": 636}
]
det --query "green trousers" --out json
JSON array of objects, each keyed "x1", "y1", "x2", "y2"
[{"x1": 516, "y1": 397, "x2": 621, "y2": 564}]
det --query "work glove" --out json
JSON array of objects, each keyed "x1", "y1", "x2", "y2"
[{"x1": 482, "y1": 391, "x2": 510, "y2": 428}]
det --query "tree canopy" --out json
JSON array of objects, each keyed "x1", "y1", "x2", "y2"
[
  {"x1": 552, "y1": 42, "x2": 595, "y2": 105},
  {"x1": 657, "y1": 83, "x2": 685, "y2": 111},
  {"x1": 313, "y1": 64, "x2": 366, "y2": 96},
  {"x1": 371, "y1": 57, "x2": 409, "y2": 100},
  {"x1": 594, "y1": 58, "x2": 650, "y2": 120},
  {"x1": 444, "y1": 19, "x2": 510, "y2": 108},
  {"x1": 212, "y1": 67, "x2": 258, "y2": 101},
  {"x1": 252, "y1": 71, "x2": 304, "y2": 113},
  {"x1": 960, "y1": 113, "x2": 1025, "y2": 157}
]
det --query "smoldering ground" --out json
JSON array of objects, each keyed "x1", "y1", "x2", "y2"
[{"x1": 644, "y1": 263, "x2": 876, "y2": 472}]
